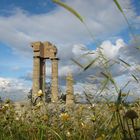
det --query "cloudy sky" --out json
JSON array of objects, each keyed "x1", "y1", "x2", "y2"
[{"x1": 0, "y1": 0, "x2": 140, "y2": 101}]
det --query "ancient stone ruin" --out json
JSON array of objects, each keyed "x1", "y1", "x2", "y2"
[
  {"x1": 31, "y1": 41, "x2": 74, "y2": 105},
  {"x1": 66, "y1": 72, "x2": 74, "y2": 105},
  {"x1": 31, "y1": 41, "x2": 59, "y2": 103}
]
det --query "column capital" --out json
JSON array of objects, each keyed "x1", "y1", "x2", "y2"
[{"x1": 33, "y1": 56, "x2": 40, "y2": 58}]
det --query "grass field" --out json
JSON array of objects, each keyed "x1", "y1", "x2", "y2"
[{"x1": 0, "y1": 97, "x2": 140, "y2": 140}]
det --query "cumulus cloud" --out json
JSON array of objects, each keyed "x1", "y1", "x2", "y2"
[
  {"x1": 0, "y1": 77, "x2": 31, "y2": 101},
  {"x1": 100, "y1": 39, "x2": 126, "y2": 59},
  {"x1": 72, "y1": 39, "x2": 127, "y2": 75}
]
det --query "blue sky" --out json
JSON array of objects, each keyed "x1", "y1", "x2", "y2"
[
  {"x1": 0, "y1": 0, "x2": 140, "y2": 101},
  {"x1": 0, "y1": 0, "x2": 139, "y2": 78},
  {"x1": 0, "y1": 0, "x2": 57, "y2": 77},
  {"x1": 0, "y1": 0, "x2": 56, "y2": 16}
]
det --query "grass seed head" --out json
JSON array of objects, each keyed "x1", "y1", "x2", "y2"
[
  {"x1": 36, "y1": 90, "x2": 44, "y2": 97},
  {"x1": 60, "y1": 112, "x2": 70, "y2": 121},
  {"x1": 124, "y1": 110, "x2": 138, "y2": 120}
]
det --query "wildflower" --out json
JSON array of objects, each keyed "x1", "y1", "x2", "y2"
[
  {"x1": 15, "y1": 117, "x2": 20, "y2": 121},
  {"x1": 81, "y1": 122, "x2": 85, "y2": 127},
  {"x1": 96, "y1": 134, "x2": 105, "y2": 140},
  {"x1": 1, "y1": 103, "x2": 10, "y2": 112},
  {"x1": 5, "y1": 99, "x2": 11, "y2": 104},
  {"x1": 89, "y1": 104, "x2": 95, "y2": 110},
  {"x1": 80, "y1": 122, "x2": 87, "y2": 129},
  {"x1": 91, "y1": 103, "x2": 95, "y2": 108},
  {"x1": 4, "y1": 103, "x2": 9, "y2": 108},
  {"x1": 102, "y1": 134, "x2": 105, "y2": 138},
  {"x1": 66, "y1": 131, "x2": 71, "y2": 137},
  {"x1": 36, "y1": 101, "x2": 43, "y2": 108},
  {"x1": 60, "y1": 112, "x2": 70, "y2": 121},
  {"x1": 36, "y1": 90, "x2": 44, "y2": 97},
  {"x1": 42, "y1": 115, "x2": 48, "y2": 121},
  {"x1": 91, "y1": 115, "x2": 96, "y2": 122}
]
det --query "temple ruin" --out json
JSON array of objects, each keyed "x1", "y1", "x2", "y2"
[
  {"x1": 31, "y1": 41, "x2": 75, "y2": 105},
  {"x1": 31, "y1": 41, "x2": 59, "y2": 103}
]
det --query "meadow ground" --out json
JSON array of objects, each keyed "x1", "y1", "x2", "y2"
[{"x1": 0, "y1": 99, "x2": 140, "y2": 140}]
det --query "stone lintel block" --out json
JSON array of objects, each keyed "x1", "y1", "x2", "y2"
[
  {"x1": 43, "y1": 41, "x2": 52, "y2": 46},
  {"x1": 43, "y1": 41, "x2": 57, "y2": 51}
]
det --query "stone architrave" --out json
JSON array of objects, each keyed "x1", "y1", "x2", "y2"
[{"x1": 66, "y1": 72, "x2": 74, "y2": 105}]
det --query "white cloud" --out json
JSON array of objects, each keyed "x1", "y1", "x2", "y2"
[
  {"x1": 100, "y1": 39, "x2": 126, "y2": 59},
  {"x1": 0, "y1": 77, "x2": 31, "y2": 101},
  {"x1": 1, "y1": 36, "x2": 140, "y2": 101},
  {"x1": 72, "y1": 44, "x2": 88, "y2": 56},
  {"x1": 0, "y1": 0, "x2": 137, "y2": 57}
]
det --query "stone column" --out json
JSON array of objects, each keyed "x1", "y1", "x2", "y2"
[
  {"x1": 32, "y1": 56, "x2": 41, "y2": 100},
  {"x1": 31, "y1": 42, "x2": 42, "y2": 103},
  {"x1": 66, "y1": 72, "x2": 74, "y2": 105},
  {"x1": 51, "y1": 58, "x2": 59, "y2": 102}
]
